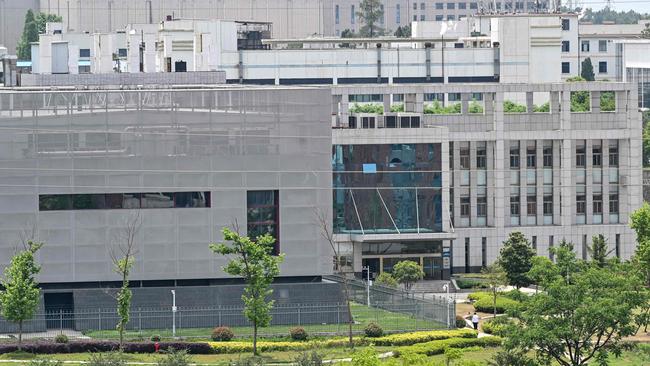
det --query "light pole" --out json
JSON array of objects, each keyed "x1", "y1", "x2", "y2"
[
  {"x1": 363, "y1": 265, "x2": 371, "y2": 307},
  {"x1": 171, "y1": 290, "x2": 177, "y2": 338},
  {"x1": 442, "y1": 283, "x2": 450, "y2": 328}
]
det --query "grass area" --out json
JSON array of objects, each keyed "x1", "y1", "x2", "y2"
[{"x1": 84, "y1": 303, "x2": 444, "y2": 340}]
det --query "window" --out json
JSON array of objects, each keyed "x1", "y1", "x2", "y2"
[
  {"x1": 576, "y1": 194, "x2": 586, "y2": 214},
  {"x1": 335, "y1": 5, "x2": 339, "y2": 24},
  {"x1": 447, "y1": 2, "x2": 455, "y2": 9},
  {"x1": 396, "y1": 4, "x2": 400, "y2": 23},
  {"x1": 460, "y1": 196, "x2": 471, "y2": 217},
  {"x1": 593, "y1": 194, "x2": 602, "y2": 214},
  {"x1": 459, "y1": 2, "x2": 467, "y2": 9},
  {"x1": 543, "y1": 146, "x2": 553, "y2": 167},
  {"x1": 118, "y1": 48, "x2": 127, "y2": 58},
  {"x1": 527, "y1": 194, "x2": 537, "y2": 216},
  {"x1": 576, "y1": 146, "x2": 586, "y2": 167},
  {"x1": 599, "y1": 40, "x2": 607, "y2": 52},
  {"x1": 561, "y1": 41, "x2": 570, "y2": 52},
  {"x1": 477, "y1": 196, "x2": 487, "y2": 217},
  {"x1": 39, "y1": 192, "x2": 210, "y2": 211},
  {"x1": 593, "y1": 145, "x2": 602, "y2": 166},
  {"x1": 609, "y1": 144, "x2": 618, "y2": 166},
  {"x1": 436, "y1": 2, "x2": 444, "y2": 9},
  {"x1": 470, "y1": 2, "x2": 478, "y2": 9},
  {"x1": 510, "y1": 195, "x2": 520, "y2": 215},
  {"x1": 599, "y1": 61, "x2": 607, "y2": 74},
  {"x1": 510, "y1": 143, "x2": 520, "y2": 169},
  {"x1": 79, "y1": 48, "x2": 90, "y2": 57},
  {"x1": 421, "y1": 2, "x2": 425, "y2": 10},
  {"x1": 543, "y1": 195, "x2": 553, "y2": 215},
  {"x1": 447, "y1": 15, "x2": 455, "y2": 20},
  {"x1": 380, "y1": 5, "x2": 384, "y2": 24},
  {"x1": 78, "y1": 65, "x2": 91, "y2": 74},
  {"x1": 481, "y1": 237, "x2": 487, "y2": 268},
  {"x1": 436, "y1": 15, "x2": 444, "y2": 21},
  {"x1": 561, "y1": 19, "x2": 570, "y2": 31},
  {"x1": 609, "y1": 193, "x2": 619, "y2": 214},
  {"x1": 460, "y1": 147, "x2": 470, "y2": 169},
  {"x1": 413, "y1": 15, "x2": 417, "y2": 21},
  {"x1": 581, "y1": 40, "x2": 590, "y2": 52},
  {"x1": 562, "y1": 62, "x2": 570, "y2": 74},
  {"x1": 465, "y1": 238, "x2": 470, "y2": 273},
  {"x1": 527, "y1": 147, "x2": 536, "y2": 168},
  {"x1": 532, "y1": 236, "x2": 537, "y2": 250},
  {"x1": 413, "y1": 2, "x2": 417, "y2": 10},
  {"x1": 247, "y1": 190, "x2": 280, "y2": 255},
  {"x1": 420, "y1": 14, "x2": 425, "y2": 21},
  {"x1": 477, "y1": 145, "x2": 487, "y2": 169}
]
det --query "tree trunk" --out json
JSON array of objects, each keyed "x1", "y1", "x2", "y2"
[
  {"x1": 253, "y1": 322, "x2": 258, "y2": 355},
  {"x1": 18, "y1": 320, "x2": 22, "y2": 350},
  {"x1": 119, "y1": 323, "x2": 124, "y2": 350}
]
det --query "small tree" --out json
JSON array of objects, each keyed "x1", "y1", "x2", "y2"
[
  {"x1": 16, "y1": 10, "x2": 37, "y2": 60},
  {"x1": 631, "y1": 202, "x2": 650, "y2": 244},
  {"x1": 210, "y1": 227, "x2": 284, "y2": 355},
  {"x1": 375, "y1": 272, "x2": 398, "y2": 288},
  {"x1": 587, "y1": 234, "x2": 612, "y2": 267},
  {"x1": 110, "y1": 212, "x2": 141, "y2": 349},
  {"x1": 580, "y1": 58, "x2": 595, "y2": 81},
  {"x1": 499, "y1": 232, "x2": 535, "y2": 289},
  {"x1": 0, "y1": 241, "x2": 43, "y2": 348},
  {"x1": 394, "y1": 25, "x2": 411, "y2": 38},
  {"x1": 482, "y1": 263, "x2": 507, "y2": 318},
  {"x1": 392, "y1": 260, "x2": 424, "y2": 291},
  {"x1": 641, "y1": 22, "x2": 650, "y2": 39},
  {"x1": 527, "y1": 256, "x2": 558, "y2": 292},
  {"x1": 356, "y1": 0, "x2": 384, "y2": 37}
]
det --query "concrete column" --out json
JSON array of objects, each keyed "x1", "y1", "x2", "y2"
[
  {"x1": 469, "y1": 141, "x2": 478, "y2": 226},
  {"x1": 585, "y1": 140, "x2": 594, "y2": 225},
  {"x1": 453, "y1": 142, "x2": 462, "y2": 227},
  {"x1": 487, "y1": 141, "x2": 497, "y2": 228},
  {"x1": 526, "y1": 92, "x2": 534, "y2": 113},
  {"x1": 415, "y1": 92, "x2": 424, "y2": 113},
  {"x1": 461, "y1": 93, "x2": 470, "y2": 115},
  {"x1": 590, "y1": 91, "x2": 600, "y2": 113},
  {"x1": 383, "y1": 94, "x2": 391, "y2": 114},
  {"x1": 561, "y1": 91, "x2": 571, "y2": 131},
  {"x1": 340, "y1": 93, "x2": 349, "y2": 127},
  {"x1": 441, "y1": 141, "x2": 451, "y2": 233},
  {"x1": 602, "y1": 141, "x2": 610, "y2": 224},
  {"x1": 560, "y1": 139, "x2": 573, "y2": 227},
  {"x1": 550, "y1": 91, "x2": 561, "y2": 114},
  {"x1": 484, "y1": 92, "x2": 495, "y2": 117},
  {"x1": 536, "y1": 141, "x2": 544, "y2": 225}
]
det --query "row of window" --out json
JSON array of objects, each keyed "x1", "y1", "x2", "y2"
[
  {"x1": 562, "y1": 40, "x2": 609, "y2": 53},
  {"x1": 39, "y1": 192, "x2": 211, "y2": 211},
  {"x1": 562, "y1": 61, "x2": 608, "y2": 74},
  {"x1": 415, "y1": 2, "x2": 479, "y2": 10},
  {"x1": 334, "y1": 2, "x2": 484, "y2": 25}
]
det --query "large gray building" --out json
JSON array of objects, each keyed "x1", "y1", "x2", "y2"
[{"x1": 0, "y1": 84, "x2": 333, "y2": 310}]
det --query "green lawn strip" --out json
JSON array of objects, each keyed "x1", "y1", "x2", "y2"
[{"x1": 84, "y1": 303, "x2": 443, "y2": 340}]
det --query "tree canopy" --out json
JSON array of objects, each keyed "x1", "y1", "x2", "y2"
[
  {"x1": 16, "y1": 10, "x2": 62, "y2": 60},
  {"x1": 499, "y1": 232, "x2": 535, "y2": 289},
  {"x1": 356, "y1": 0, "x2": 384, "y2": 37},
  {"x1": 392, "y1": 260, "x2": 424, "y2": 291},
  {"x1": 580, "y1": 58, "x2": 595, "y2": 81},
  {"x1": 580, "y1": 7, "x2": 650, "y2": 24}
]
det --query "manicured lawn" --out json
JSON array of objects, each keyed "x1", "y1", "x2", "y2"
[{"x1": 83, "y1": 303, "x2": 445, "y2": 340}]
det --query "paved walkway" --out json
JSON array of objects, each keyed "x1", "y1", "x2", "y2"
[{"x1": 0, "y1": 329, "x2": 87, "y2": 340}]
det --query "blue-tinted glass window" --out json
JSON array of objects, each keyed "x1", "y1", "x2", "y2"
[{"x1": 247, "y1": 190, "x2": 279, "y2": 254}]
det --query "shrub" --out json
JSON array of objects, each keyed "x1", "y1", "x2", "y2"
[
  {"x1": 289, "y1": 327, "x2": 308, "y2": 341},
  {"x1": 227, "y1": 356, "x2": 266, "y2": 366},
  {"x1": 390, "y1": 104, "x2": 404, "y2": 113},
  {"x1": 54, "y1": 334, "x2": 69, "y2": 344},
  {"x1": 481, "y1": 317, "x2": 514, "y2": 336},
  {"x1": 28, "y1": 360, "x2": 63, "y2": 366},
  {"x1": 211, "y1": 326, "x2": 234, "y2": 341},
  {"x1": 502, "y1": 289, "x2": 528, "y2": 303},
  {"x1": 294, "y1": 350, "x2": 323, "y2": 366},
  {"x1": 375, "y1": 272, "x2": 398, "y2": 288},
  {"x1": 156, "y1": 348, "x2": 193, "y2": 366},
  {"x1": 473, "y1": 296, "x2": 521, "y2": 314},
  {"x1": 87, "y1": 352, "x2": 126, "y2": 366},
  {"x1": 372, "y1": 329, "x2": 476, "y2": 346},
  {"x1": 455, "y1": 315, "x2": 468, "y2": 328},
  {"x1": 455, "y1": 279, "x2": 488, "y2": 289},
  {"x1": 150, "y1": 335, "x2": 161, "y2": 342},
  {"x1": 364, "y1": 322, "x2": 384, "y2": 338},
  {"x1": 394, "y1": 336, "x2": 503, "y2": 357},
  {"x1": 351, "y1": 346, "x2": 379, "y2": 366},
  {"x1": 424, "y1": 101, "x2": 461, "y2": 115},
  {"x1": 350, "y1": 103, "x2": 384, "y2": 114},
  {"x1": 504, "y1": 100, "x2": 527, "y2": 113}
]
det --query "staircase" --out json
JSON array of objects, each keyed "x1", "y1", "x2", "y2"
[{"x1": 410, "y1": 280, "x2": 455, "y2": 294}]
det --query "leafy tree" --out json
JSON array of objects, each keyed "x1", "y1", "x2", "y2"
[
  {"x1": 566, "y1": 77, "x2": 590, "y2": 112},
  {"x1": 642, "y1": 23, "x2": 650, "y2": 39},
  {"x1": 550, "y1": 240, "x2": 581, "y2": 282},
  {"x1": 643, "y1": 114, "x2": 650, "y2": 167},
  {"x1": 0, "y1": 241, "x2": 43, "y2": 348},
  {"x1": 487, "y1": 348, "x2": 538, "y2": 366},
  {"x1": 508, "y1": 259, "x2": 647, "y2": 366},
  {"x1": 356, "y1": 0, "x2": 384, "y2": 38},
  {"x1": 587, "y1": 234, "x2": 612, "y2": 267},
  {"x1": 375, "y1": 272, "x2": 398, "y2": 288},
  {"x1": 392, "y1": 260, "x2": 424, "y2": 291},
  {"x1": 499, "y1": 232, "x2": 535, "y2": 289},
  {"x1": 394, "y1": 25, "x2": 411, "y2": 38},
  {"x1": 580, "y1": 7, "x2": 650, "y2": 25},
  {"x1": 482, "y1": 263, "x2": 507, "y2": 318},
  {"x1": 443, "y1": 347, "x2": 463, "y2": 366},
  {"x1": 210, "y1": 228, "x2": 284, "y2": 355},
  {"x1": 527, "y1": 256, "x2": 558, "y2": 292},
  {"x1": 580, "y1": 58, "x2": 595, "y2": 81},
  {"x1": 631, "y1": 202, "x2": 650, "y2": 243},
  {"x1": 110, "y1": 213, "x2": 141, "y2": 349},
  {"x1": 16, "y1": 11, "x2": 62, "y2": 60}
]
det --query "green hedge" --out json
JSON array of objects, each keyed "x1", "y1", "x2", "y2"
[
  {"x1": 394, "y1": 336, "x2": 503, "y2": 357},
  {"x1": 372, "y1": 329, "x2": 477, "y2": 346},
  {"x1": 473, "y1": 296, "x2": 521, "y2": 314},
  {"x1": 455, "y1": 279, "x2": 489, "y2": 289},
  {"x1": 481, "y1": 317, "x2": 513, "y2": 336}
]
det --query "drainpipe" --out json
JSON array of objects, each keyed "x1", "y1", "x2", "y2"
[
  {"x1": 425, "y1": 42, "x2": 432, "y2": 82},
  {"x1": 376, "y1": 43, "x2": 381, "y2": 83},
  {"x1": 238, "y1": 50, "x2": 243, "y2": 83}
]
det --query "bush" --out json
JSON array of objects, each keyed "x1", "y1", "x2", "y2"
[
  {"x1": 350, "y1": 103, "x2": 384, "y2": 114},
  {"x1": 0, "y1": 341, "x2": 214, "y2": 355},
  {"x1": 372, "y1": 329, "x2": 476, "y2": 346},
  {"x1": 156, "y1": 348, "x2": 193, "y2": 366},
  {"x1": 467, "y1": 291, "x2": 490, "y2": 301},
  {"x1": 150, "y1": 335, "x2": 161, "y2": 342},
  {"x1": 424, "y1": 101, "x2": 461, "y2": 115},
  {"x1": 289, "y1": 327, "x2": 308, "y2": 341},
  {"x1": 473, "y1": 296, "x2": 521, "y2": 314},
  {"x1": 364, "y1": 322, "x2": 384, "y2": 338},
  {"x1": 54, "y1": 334, "x2": 69, "y2": 344},
  {"x1": 394, "y1": 336, "x2": 503, "y2": 357},
  {"x1": 504, "y1": 100, "x2": 527, "y2": 113},
  {"x1": 28, "y1": 360, "x2": 63, "y2": 366},
  {"x1": 390, "y1": 104, "x2": 404, "y2": 113},
  {"x1": 455, "y1": 279, "x2": 489, "y2": 289},
  {"x1": 481, "y1": 317, "x2": 514, "y2": 336},
  {"x1": 456, "y1": 315, "x2": 468, "y2": 328},
  {"x1": 351, "y1": 346, "x2": 379, "y2": 366},
  {"x1": 228, "y1": 356, "x2": 266, "y2": 366},
  {"x1": 294, "y1": 350, "x2": 323, "y2": 366},
  {"x1": 211, "y1": 326, "x2": 234, "y2": 341},
  {"x1": 502, "y1": 289, "x2": 528, "y2": 303},
  {"x1": 375, "y1": 272, "x2": 398, "y2": 288},
  {"x1": 88, "y1": 352, "x2": 126, "y2": 366}
]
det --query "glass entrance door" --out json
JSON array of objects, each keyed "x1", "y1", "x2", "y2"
[{"x1": 423, "y1": 257, "x2": 443, "y2": 280}]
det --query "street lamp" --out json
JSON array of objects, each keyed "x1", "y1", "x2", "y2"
[
  {"x1": 442, "y1": 284, "x2": 450, "y2": 329},
  {"x1": 171, "y1": 290, "x2": 177, "y2": 338}
]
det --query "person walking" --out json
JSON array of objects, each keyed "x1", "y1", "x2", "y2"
[{"x1": 471, "y1": 312, "x2": 480, "y2": 330}]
